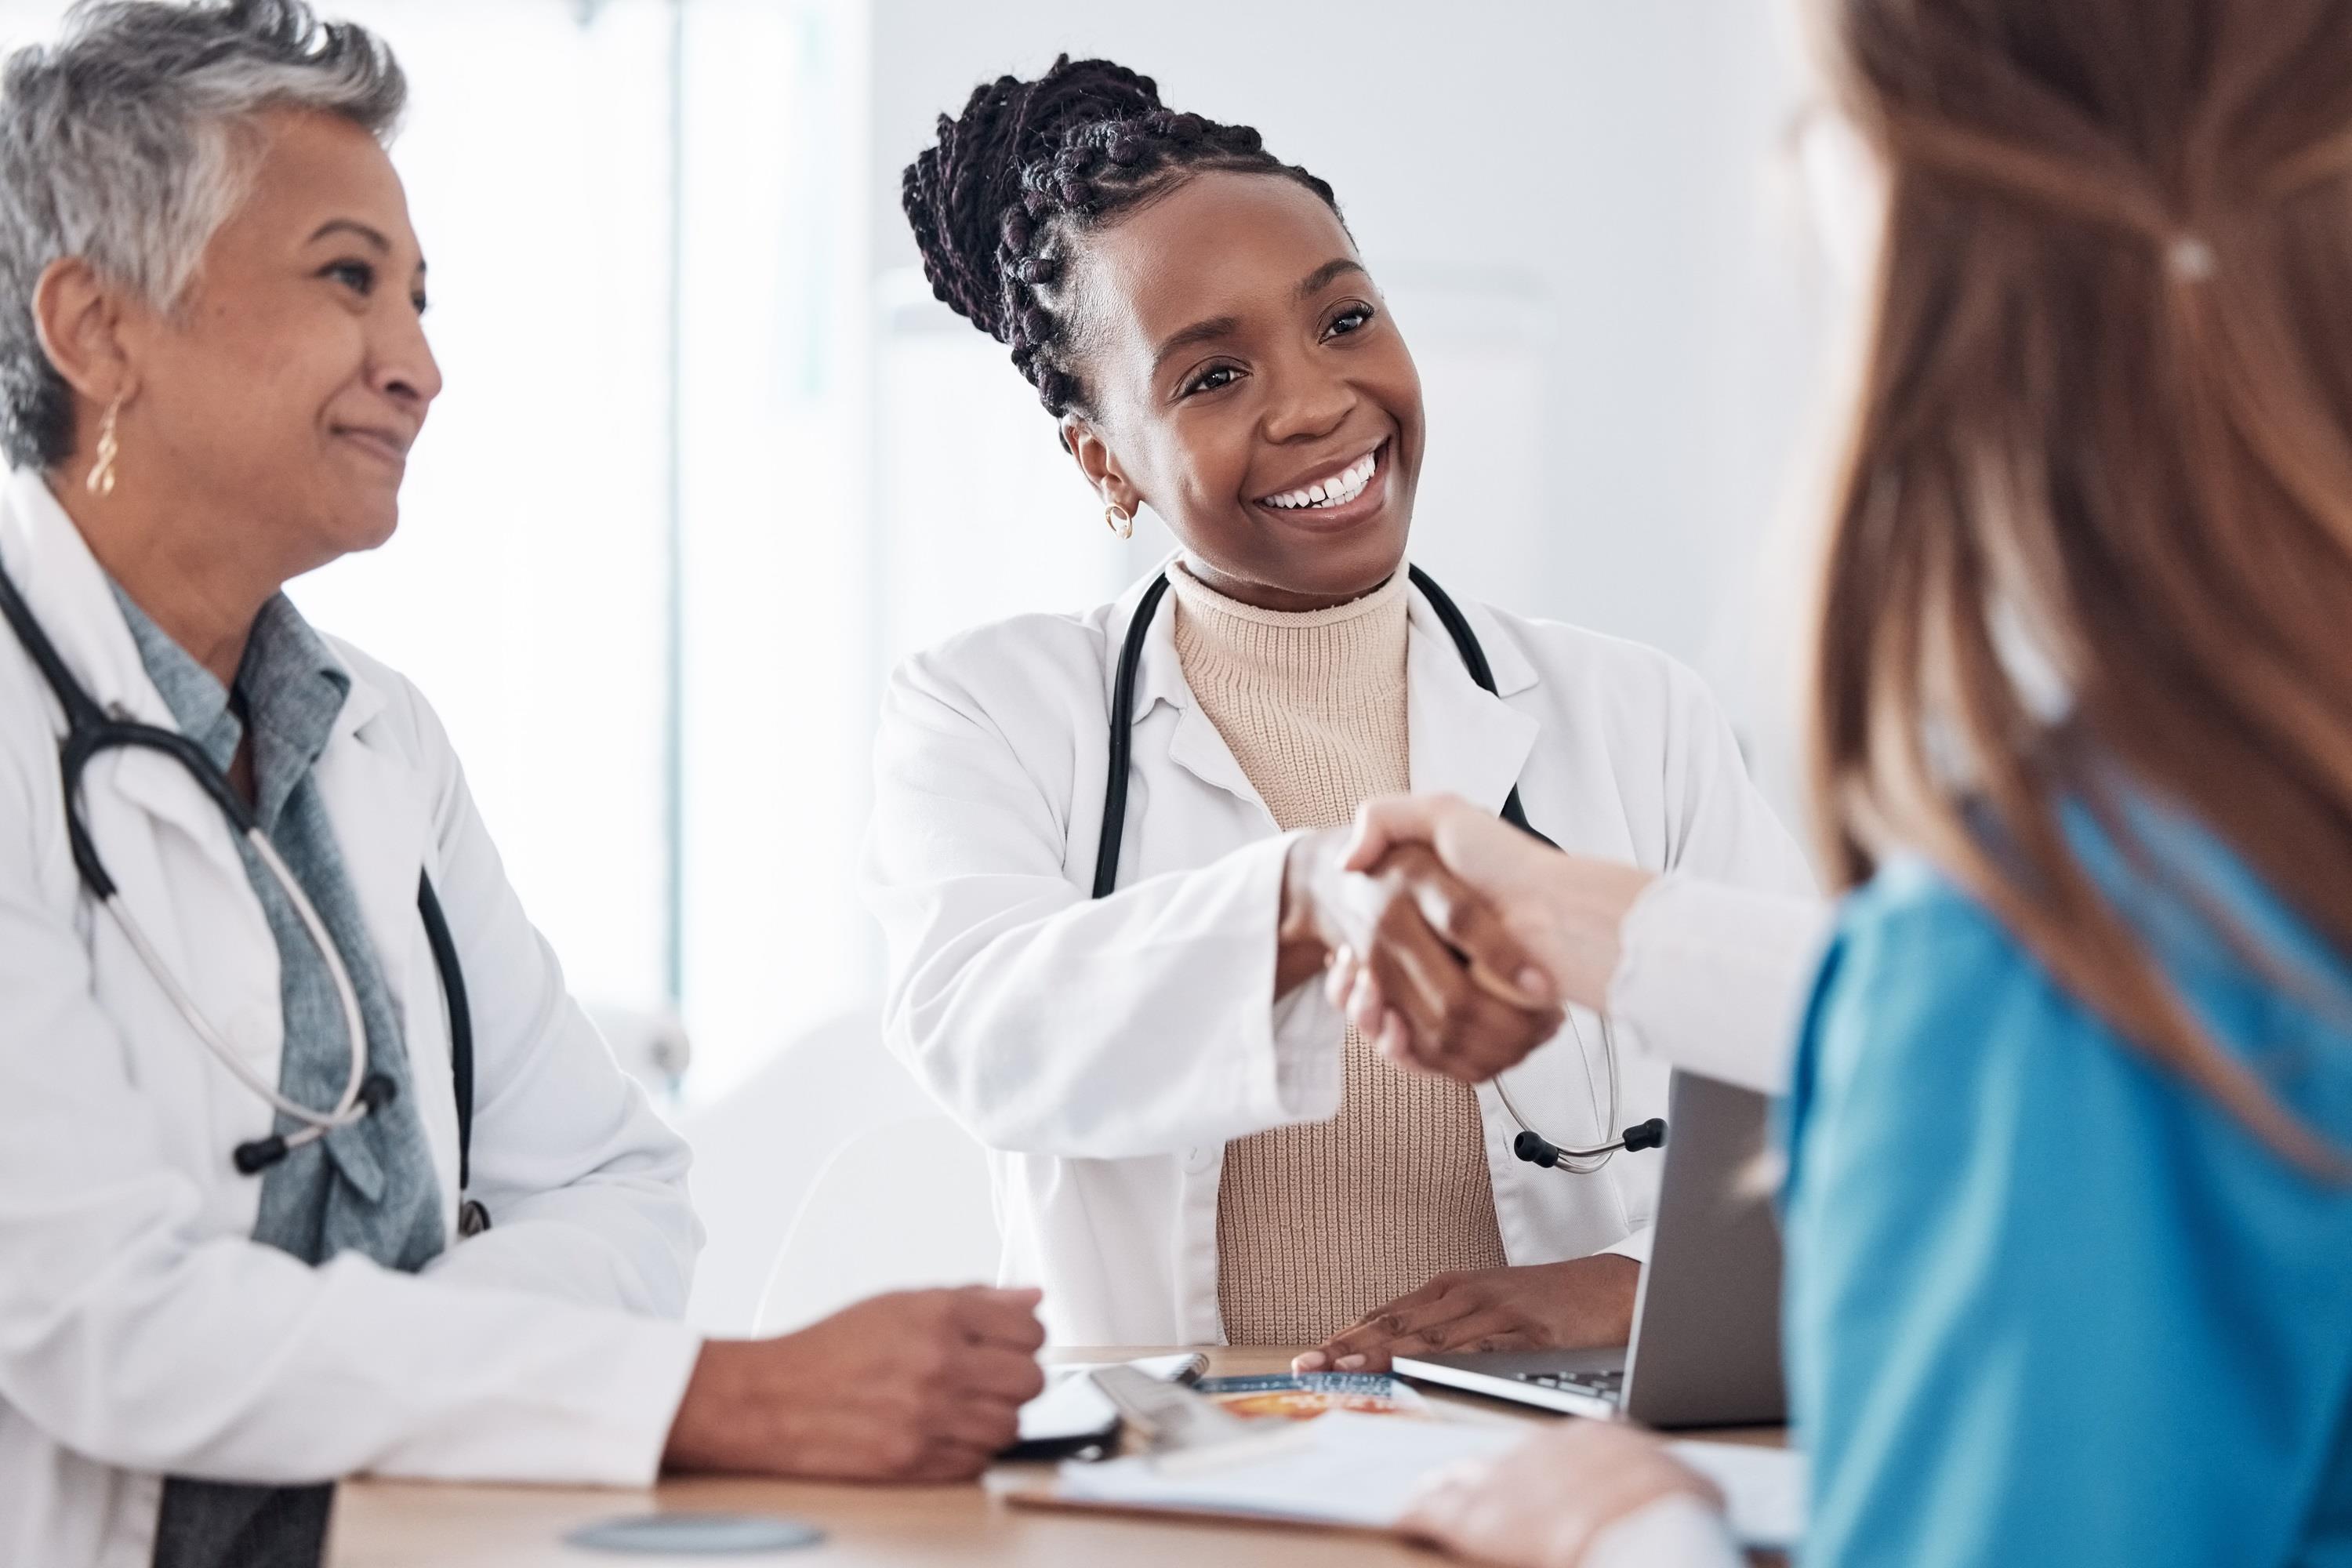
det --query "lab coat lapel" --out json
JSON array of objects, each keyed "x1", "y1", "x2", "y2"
[
  {"x1": 0, "y1": 471, "x2": 249, "y2": 886},
  {"x1": 105, "y1": 750, "x2": 250, "y2": 882},
  {"x1": 1108, "y1": 558, "x2": 1265, "y2": 813},
  {"x1": 1405, "y1": 589, "x2": 1541, "y2": 815},
  {"x1": 1166, "y1": 708, "x2": 1262, "y2": 812}
]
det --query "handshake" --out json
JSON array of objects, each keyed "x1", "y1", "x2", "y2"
[{"x1": 1278, "y1": 794, "x2": 1657, "y2": 1080}]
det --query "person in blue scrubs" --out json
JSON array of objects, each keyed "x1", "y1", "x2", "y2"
[
  {"x1": 1352, "y1": 1, "x2": 2352, "y2": 1564},
  {"x1": 1775, "y1": 805, "x2": 2352, "y2": 1568},
  {"x1": 1379, "y1": 793, "x2": 2352, "y2": 1568}
]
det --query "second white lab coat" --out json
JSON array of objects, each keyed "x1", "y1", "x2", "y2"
[
  {"x1": 0, "y1": 471, "x2": 703, "y2": 1568},
  {"x1": 864, "y1": 561, "x2": 1818, "y2": 1346}
]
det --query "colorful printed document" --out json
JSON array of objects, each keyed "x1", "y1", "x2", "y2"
[{"x1": 1193, "y1": 1372, "x2": 1432, "y2": 1420}]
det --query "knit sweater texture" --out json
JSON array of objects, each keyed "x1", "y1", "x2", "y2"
[{"x1": 1169, "y1": 564, "x2": 1508, "y2": 1345}]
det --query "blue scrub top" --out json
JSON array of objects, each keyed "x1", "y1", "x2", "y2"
[{"x1": 1784, "y1": 803, "x2": 2352, "y2": 1567}]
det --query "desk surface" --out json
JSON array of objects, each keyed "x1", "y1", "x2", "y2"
[{"x1": 327, "y1": 1346, "x2": 1785, "y2": 1567}]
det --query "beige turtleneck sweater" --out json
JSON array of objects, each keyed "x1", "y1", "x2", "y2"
[{"x1": 1169, "y1": 564, "x2": 1509, "y2": 1345}]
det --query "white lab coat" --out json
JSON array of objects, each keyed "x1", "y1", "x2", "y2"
[
  {"x1": 0, "y1": 471, "x2": 702, "y2": 1568},
  {"x1": 863, "y1": 561, "x2": 1818, "y2": 1347}
]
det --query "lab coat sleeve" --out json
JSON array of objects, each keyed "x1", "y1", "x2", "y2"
[
  {"x1": 1605, "y1": 664, "x2": 1828, "y2": 1095},
  {"x1": 863, "y1": 655, "x2": 1345, "y2": 1160},
  {"x1": 376, "y1": 676, "x2": 703, "y2": 1318},
  {"x1": 0, "y1": 733, "x2": 699, "y2": 1486},
  {"x1": 1597, "y1": 1224, "x2": 1653, "y2": 1266},
  {"x1": 1608, "y1": 877, "x2": 1831, "y2": 1096}
]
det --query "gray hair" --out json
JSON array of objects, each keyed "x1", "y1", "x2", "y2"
[{"x1": 0, "y1": 0, "x2": 405, "y2": 470}]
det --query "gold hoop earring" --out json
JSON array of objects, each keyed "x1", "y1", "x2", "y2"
[
  {"x1": 1105, "y1": 503, "x2": 1134, "y2": 541},
  {"x1": 85, "y1": 397, "x2": 122, "y2": 498}
]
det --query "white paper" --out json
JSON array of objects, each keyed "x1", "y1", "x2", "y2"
[
  {"x1": 1052, "y1": 1411, "x2": 1524, "y2": 1529},
  {"x1": 1051, "y1": 1414, "x2": 1808, "y2": 1551},
  {"x1": 1667, "y1": 1439, "x2": 1806, "y2": 1551}
]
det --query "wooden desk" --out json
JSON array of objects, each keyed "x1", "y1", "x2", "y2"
[{"x1": 327, "y1": 1347, "x2": 1786, "y2": 1566}]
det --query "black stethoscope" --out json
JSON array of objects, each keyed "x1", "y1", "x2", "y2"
[
  {"x1": 0, "y1": 557, "x2": 485, "y2": 1228},
  {"x1": 1093, "y1": 564, "x2": 1665, "y2": 1171}
]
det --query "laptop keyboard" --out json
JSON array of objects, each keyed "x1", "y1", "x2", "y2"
[{"x1": 1519, "y1": 1367, "x2": 1625, "y2": 1399}]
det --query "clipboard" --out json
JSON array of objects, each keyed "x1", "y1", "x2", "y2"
[
  {"x1": 1002, "y1": 1410, "x2": 1524, "y2": 1534},
  {"x1": 1004, "y1": 1413, "x2": 1806, "y2": 1552}
]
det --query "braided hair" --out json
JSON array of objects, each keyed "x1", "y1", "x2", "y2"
[{"x1": 902, "y1": 55, "x2": 1341, "y2": 419}]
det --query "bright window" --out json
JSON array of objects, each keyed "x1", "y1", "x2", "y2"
[{"x1": 0, "y1": 0, "x2": 870, "y2": 1098}]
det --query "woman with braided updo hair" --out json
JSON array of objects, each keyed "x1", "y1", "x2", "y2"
[{"x1": 866, "y1": 55, "x2": 1820, "y2": 1363}]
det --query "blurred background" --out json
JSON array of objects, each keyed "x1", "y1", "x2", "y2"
[{"x1": 0, "y1": 0, "x2": 1843, "y2": 1330}]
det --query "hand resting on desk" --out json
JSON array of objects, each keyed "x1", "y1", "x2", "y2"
[
  {"x1": 662, "y1": 1287, "x2": 1047, "y2": 1483},
  {"x1": 1292, "y1": 1256, "x2": 1640, "y2": 1374}
]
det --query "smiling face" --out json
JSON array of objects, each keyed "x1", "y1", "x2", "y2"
[
  {"x1": 111, "y1": 107, "x2": 441, "y2": 575},
  {"x1": 1061, "y1": 170, "x2": 1425, "y2": 611}
]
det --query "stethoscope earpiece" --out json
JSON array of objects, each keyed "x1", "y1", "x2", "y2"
[
  {"x1": 233, "y1": 1136, "x2": 289, "y2": 1175},
  {"x1": 1510, "y1": 1115, "x2": 1668, "y2": 1171},
  {"x1": 230, "y1": 1074, "x2": 402, "y2": 1176},
  {"x1": 358, "y1": 1073, "x2": 398, "y2": 1112}
]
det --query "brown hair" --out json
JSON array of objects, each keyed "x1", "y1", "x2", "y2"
[{"x1": 1808, "y1": 0, "x2": 2352, "y2": 1169}]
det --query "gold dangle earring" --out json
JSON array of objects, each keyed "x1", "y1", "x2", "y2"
[
  {"x1": 85, "y1": 396, "x2": 122, "y2": 497},
  {"x1": 1104, "y1": 502, "x2": 1134, "y2": 540}
]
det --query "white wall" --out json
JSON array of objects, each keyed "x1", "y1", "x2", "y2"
[
  {"x1": 867, "y1": 0, "x2": 1839, "y2": 801},
  {"x1": 0, "y1": 1, "x2": 1846, "y2": 1327}
]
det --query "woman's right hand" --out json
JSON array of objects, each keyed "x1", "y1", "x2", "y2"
[
  {"x1": 662, "y1": 1286, "x2": 1047, "y2": 1482},
  {"x1": 1280, "y1": 827, "x2": 1565, "y2": 1082}
]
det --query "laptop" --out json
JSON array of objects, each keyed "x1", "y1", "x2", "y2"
[{"x1": 1396, "y1": 1070, "x2": 1785, "y2": 1428}]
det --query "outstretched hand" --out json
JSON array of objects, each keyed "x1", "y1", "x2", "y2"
[
  {"x1": 1325, "y1": 797, "x2": 1657, "y2": 1074},
  {"x1": 1280, "y1": 829, "x2": 1564, "y2": 1083}
]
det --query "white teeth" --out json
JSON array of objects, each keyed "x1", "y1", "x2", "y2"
[{"x1": 1262, "y1": 448, "x2": 1381, "y2": 510}]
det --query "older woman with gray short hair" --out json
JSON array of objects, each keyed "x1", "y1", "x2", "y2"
[{"x1": 0, "y1": 5, "x2": 1042, "y2": 1566}]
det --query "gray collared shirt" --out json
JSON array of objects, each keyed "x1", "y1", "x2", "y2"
[
  {"x1": 107, "y1": 583, "x2": 445, "y2": 1265},
  {"x1": 114, "y1": 587, "x2": 347, "y2": 838}
]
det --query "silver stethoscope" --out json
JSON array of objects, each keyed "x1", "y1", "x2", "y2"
[
  {"x1": 1093, "y1": 564, "x2": 1666, "y2": 1174},
  {"x1": 0, "y1": 557, "x2": 485, "y2": 1224}
]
